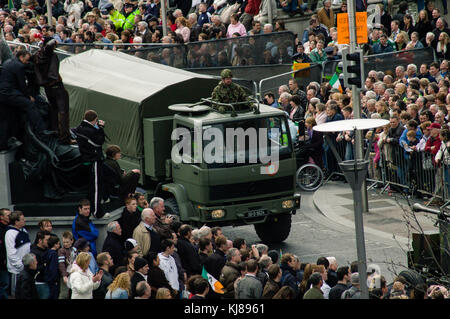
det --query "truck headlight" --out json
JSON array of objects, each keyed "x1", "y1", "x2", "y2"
[
  {"x1": 282, "y1": 200, "x2": 294, "y2": 209},
  {"x1": 211, "y1": 209, "x2": 225, "y2": 219}
]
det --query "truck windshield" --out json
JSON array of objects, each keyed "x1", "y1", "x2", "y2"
[{"x1": 202, "y1": 116, "x2": 292, "y2": 168}]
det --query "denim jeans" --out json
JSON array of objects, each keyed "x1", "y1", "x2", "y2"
[
  {"x1": 36, "y1": 283, "x2": 50, "y2": 299},
  {"x1": 0, "y1": 271, "x2": 10, "y2": 299},
  {"x1": 282, "y1": 0, "x2": 299, "y2": 12}
]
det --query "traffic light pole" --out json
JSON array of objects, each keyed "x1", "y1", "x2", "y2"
[{"x1": 345, "y1": 0, "x2": 369, "y2": 299}]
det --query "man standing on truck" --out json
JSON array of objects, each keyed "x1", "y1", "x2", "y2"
[
  {"x1": 73, "y1": 110, "x2": 107, "y2": 219},
  {"x1": 211, "y1": 69, "x2": 250, "y2": 112},
  {"x1": 33, "y1": 37, "x2": 75, "y2": 145}
]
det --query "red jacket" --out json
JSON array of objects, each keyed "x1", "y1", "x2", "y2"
[
  {"x1": 245, "y1": 0, "x2": 262, "y2": 15},
  {"x1": 425, "y1": 135, "x2": 441, "y2": 164}
]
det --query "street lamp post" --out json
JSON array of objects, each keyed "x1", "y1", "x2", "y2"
[{"x1": 314, "y1": 119, "x2": 390, "y2": 299}]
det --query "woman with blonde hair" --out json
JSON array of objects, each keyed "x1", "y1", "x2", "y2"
[
  {"x1": 395, "y1": 31, "x2": 409, "y2": 51},
  {"x1": 69, "y1": 252, "x2": 103, "y2": 299},
  {"x1": 436, "y1": 32, "x2": 450, "y2": 60},
  {"x1": 175, "y1": 16, "x2": 191, "y2": 43},
  {"x1": 105, "y1": 272, "x2": 131, "y2": 299},
  {"x1": 155, "y1": 287, "x2": 172, "y2": 299}
]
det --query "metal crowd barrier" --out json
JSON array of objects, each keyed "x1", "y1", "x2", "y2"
[
  {"x1": 321, "y1": 46, "x2": 437, "y2": 82},
  {"x1": 325, "y1": 136, "x2": 449, "y2": 203},
  {"x1": 258, "y1": 63, "x2": 323, "y2": 100},
  {"x1": 56, "y1": 31, "x2": 297, "y2": 70}
]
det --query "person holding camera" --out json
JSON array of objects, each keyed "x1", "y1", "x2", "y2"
[{"x1": 73, "y1": 110, "x2": 107, "y2": 219}]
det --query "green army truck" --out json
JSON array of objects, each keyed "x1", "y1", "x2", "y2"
[{"x1": 8, "y1": 50, "x2": 300, "y2": 243}]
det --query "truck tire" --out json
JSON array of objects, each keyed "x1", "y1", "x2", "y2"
[
  {"x1": 164, "y1": 197, "x2": 180, "y2": 221},
  {"x1": 254, "y1": 213, "x2": 292, "y2": 243}
]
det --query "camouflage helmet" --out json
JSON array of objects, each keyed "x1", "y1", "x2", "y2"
[{"x1": 221, "y1": 69, "x2": 233, "y2": 79}]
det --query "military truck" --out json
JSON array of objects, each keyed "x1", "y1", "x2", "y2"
[{"x1": 5, "y1": 50, "x2": 300, "y2": 243}]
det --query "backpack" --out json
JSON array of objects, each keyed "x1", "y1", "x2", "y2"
[{"x1": 341, "y1": 286, "x2": 359, "y2": 299}]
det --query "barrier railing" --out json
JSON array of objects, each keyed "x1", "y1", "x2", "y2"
[
  {"x1": 55, "y1": 31, "x2": 296, "y2": 69},
  {"x1": 321, "y1": 47, "x2": 437, "y2": 82},
  {"x1": 258, "y1": 63, "x2": 323, "y2": 100},
  {"x1": 323, "y1": 134, "x2": 449, "y2": 203}
]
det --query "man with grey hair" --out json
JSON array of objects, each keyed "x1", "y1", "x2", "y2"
[
  {"x1": 326, "y1": 256, "x2": 338, "y2": 287},
  {"x1": 279, "y1": 92, "x2": 292, "y2": 112},
  {"x1": 406, "y1": 64, "x2": 417, "y2": 80},
  {"x1": 198, "y1": 225, "x2": 212, "y2": 240},
  {"x1": 257, "y1": 254, "x2": 272, "y2": 287},
  {"x1": 263, "y1": 23, "x2": 273, "y2": 34},
  {"x1": 395, "y1": 65, "x2": 405, "y2": 82},
  {"x1": 220, "y1": 247, "x2": 241, "y2": 299},
  {"x1": 365, "y1": 90, "x2": 377, "y2": 100},
  {"x1": 102, "y1": 221, "x2": 124, "y2": 273},
  {"x1": 15, "y1": 253, "x2": 38, "y2": 299},
  {"x1": 149, "y1": 197, "x2": 173, "y2": 240},
  {"x1": 173, "y1": 9, "x2": 183, "y2": 18},
  {"x1": 134, "y1": 281, "x2": 151, "y2": 299},
  {"x1": 136, "y1": 21, "x2": 152, "y2": 43},
  {"x1": 133, "y1": 208, "x2": 160, "y2": 256}
]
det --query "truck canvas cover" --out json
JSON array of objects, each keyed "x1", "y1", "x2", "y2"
[{"x1": 60, "y1": 49, "x2": 217, "y2": 160}]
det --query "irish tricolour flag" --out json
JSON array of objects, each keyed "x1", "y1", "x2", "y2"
[
  {"x1": 329, "y1": 72, "x2": 343, "y2": 93},
  {"x1": 202, "y1": 267, "x2": 224, "y2": 294}
]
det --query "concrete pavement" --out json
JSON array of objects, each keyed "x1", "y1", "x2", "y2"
[{"x1": 313, "y1": 180, "x2": 440, "y2": 249}]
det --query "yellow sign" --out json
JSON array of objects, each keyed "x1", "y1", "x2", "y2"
[
  {"x1": 292, "y1": 62, "x2": 310, "y2": 78},
  {"x1": 337, "y1": 12, "x2": 368, "y2": 45}
]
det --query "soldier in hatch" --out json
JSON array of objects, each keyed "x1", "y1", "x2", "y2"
[{"x1": 211, "y1": 69, "x2": 251, "y2": 112}]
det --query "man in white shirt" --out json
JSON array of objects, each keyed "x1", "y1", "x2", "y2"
[
  {"x1": 5, "y1": 211, "x2": 31, "y2": 297},
  {"x1": 158, "y1": 239, "x2": 179, "y2": 293}
]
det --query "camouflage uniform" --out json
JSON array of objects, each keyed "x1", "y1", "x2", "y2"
[{"x1": 211, "y1": 69, "x2": 250, "y2": 112}]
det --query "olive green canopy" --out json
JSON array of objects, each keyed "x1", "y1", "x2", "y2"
[{"x1": 60, "y1": 49, "x2": 218, "y2": 160}]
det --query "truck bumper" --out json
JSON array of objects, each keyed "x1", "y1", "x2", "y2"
[{"x1": 194, "y1": 193, "x2": 301, "y2": 226}]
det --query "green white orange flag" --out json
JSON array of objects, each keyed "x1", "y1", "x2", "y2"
[
  {"x1": 8, "y1": 0, "x2": 14, "y2": 9},
  {"x1": 202, "y1": 266, "x2": 224, "y2": 294},
  {"x1": 329, "y1": 72, "x2": 343, "y2": 93}
]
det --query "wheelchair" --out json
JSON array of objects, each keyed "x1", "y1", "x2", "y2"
[{"x1": 294, "y1": 139, "x2": 324, "y2": 192}]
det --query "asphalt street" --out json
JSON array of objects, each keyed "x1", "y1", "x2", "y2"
[{"x1": 221, "y1": 182, "x2": 438, "y2": 284}]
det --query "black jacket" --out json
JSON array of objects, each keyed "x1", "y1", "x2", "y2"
[
  {"x1": 33, "y1": 39, "x2": 61, "y2": 87},
  {"x1": 176, "y1": 236, "x2": 202, "y2": 277},
  {"x1": 0, "y1": 57, "x2": 30, "y2": 98},
  {"x1": 30, "y1": 244, "x2": 48, "y2": 283},
  {"x1": 147, "y1": 265, "x2": 174, "y2": 298},
  {"x1": 204, "y1": 249, "x2": 226, "y2": 281},
  {"x1": 329, "y1": 282, "x2": 349, "y2": 299},
  {"x1": 130, "y1": 271, "x2": 146, "y2": 298},
  {"x1": 93, "y1": 268, "x2": 114, "y2": 299},
  {"x1": 73, "y1": 120, "x2": 106, "y2": 163},
  {"x1": 117, "y1": 207, "x2": 141, "y2": 242},
  {"x1": 15, "y1": 267, "x2": 39, "y2": 299},
  {"x1": 102, "y1": 232, "x2": 126, "y2": 273}
]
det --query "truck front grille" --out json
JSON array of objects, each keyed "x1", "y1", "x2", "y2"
[{"x1": 209, "y1": 176, "x2": 294, "y2": 201}]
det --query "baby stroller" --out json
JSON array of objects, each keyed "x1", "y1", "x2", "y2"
[{"x1": 294, "y1": 140, "x2": 324, "y2": 191}]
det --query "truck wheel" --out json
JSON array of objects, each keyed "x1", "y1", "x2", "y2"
[
  {"x1": 164, "y1": 197, "x2": 180, "y2": 221},
  {"x1": 254, "y1": 213, "x2": 292, "y2": 243}
]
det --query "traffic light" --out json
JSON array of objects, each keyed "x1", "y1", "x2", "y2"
[{"x1": 342, "y1": 48, "x2": 364, "y2": 89}]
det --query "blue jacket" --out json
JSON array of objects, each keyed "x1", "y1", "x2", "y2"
[
  {"x1": 399, "y1": 129, "x2": 422, "y2": 159},
  {"x1": 280, "y1": 263, "x2": 300, "y2": 297},
  {"x1": 72, "y1": 213, "x2": 99, "y2": 256}
]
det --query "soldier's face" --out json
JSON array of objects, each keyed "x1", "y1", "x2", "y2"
[{"x1": 223, "y1": 77, "x2": 232, "y2": 86}]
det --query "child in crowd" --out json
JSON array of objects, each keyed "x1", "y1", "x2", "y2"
[
  {"x1": 45, "y1": 235, "x2": 61, "y2": 299},
  {"x1": 57, "y1": 231, "x2": 76, "y2": 299}
]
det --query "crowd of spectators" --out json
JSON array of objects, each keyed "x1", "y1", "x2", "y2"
[{"x1": 1, "y1": 199, "x2": 448, "y2": 300}]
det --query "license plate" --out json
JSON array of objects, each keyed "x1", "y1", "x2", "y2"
[{"x1": 245, "y1": 210, "x2": 267, "y2": 218}]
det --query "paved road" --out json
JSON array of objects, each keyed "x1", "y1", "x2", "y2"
[{"x1": 221, "y1": 183, "x2": 439, "y2": 284}]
